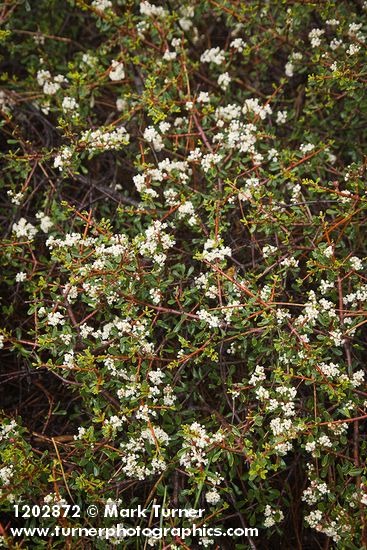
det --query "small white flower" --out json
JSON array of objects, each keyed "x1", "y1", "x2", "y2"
[
  {"x1": 206, "y1": 489, "x2": 221, "y2": 505},
  {"x1": 116, "y1": 98, "x2": 127, "y2": 111},
  {"x1": 218, "y1": 72, "x2": 231, "y2": 90},
  {"x1": 197, "y1": 91, "x2": 210, "y2": 103},
  {"x1": 7, "y1": 190, "x2": 24, "y2": 205},
  {"x1": 324, "y1": 245, "x2": 334, "y2": 258},
  {"x1": 140, "y1": 1, "x2": 166, "y2": 18},
  {"x1": 149, "y1": 288, "x2": 161, "y2": 304},
  {"x1": 62, "y1": 96, "x2": 78, "y2": 112},
  {"x1": 349, "y1": 256, "x2": 363, "y2": 271},
  {"x1": 36, "y1": 212, "x2": 53, "y2": 233},
  {"x1": 200, "y1": 47, "x2": 225, "y2": 65},
  {"x1": 276, "y1": 110, "x2": 287, "y2": 124},
  {"x1": 143, "y1": 126, "x2": 164, "y2": 151},
  {"x1": 299, "y1": 143, "x2": 315, "y2": 154},
  {"x1": 285, "y1": 61, "x2": 294, "y2": 77},
  {"x1": 163, "y1": 50, "x2": 177, "y2": 61},
  {"x1": 12, "y1": 218, "x2": 37, "y2": 240},
  {"x1": 309, "y1": 28, "x2": 325, "y2": 48},
  {"x1": 264, "y1": 505, "x2": 284, "y2": 528},
  {"x1": 305, "y1": 441, "x2": 316, "y2": 453},
  {"x1": 47, "y1": 311, "x2": 65, "y2": 327},
  {"x1": 109, "y1": 60, "x2": 125, "y2": 81},
  {"x1": 92, "y1": 0, "x2": 112, "y2": 10},
  {"x1": 15, "y1": 272, "x2": 27, "y2": 283},
  {"x1": 347, "y1": 44, "x2": 361, "y2": 56},
  {"x1": 74, "y1": 427, "x2": 87, "y2": 440},
  {"x1": 230, "y1": 38, "x2": 246, "y2": 52}
]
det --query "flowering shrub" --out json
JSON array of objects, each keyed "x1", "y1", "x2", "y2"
[{"x1": 1, "y1": 0, "x2": 367, "y2": 548}]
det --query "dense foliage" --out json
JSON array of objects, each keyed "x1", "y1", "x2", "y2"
[{"x1": 1, "y1": 0, "x2": 367, "y2": 548}]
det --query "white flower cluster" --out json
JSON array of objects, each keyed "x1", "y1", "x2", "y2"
[
  {"x1": 319, "y1": 278, "x2": 334, "y2": 294},
  {"x1": 104, "y1": 415, "x2": 125, "y2": 431},
  {"x1": 197, "y1": 309, "x2": 222, "y2": 328},
  {"x1": 329, "y1": 329, "x2": 345, "y2": 347},
  {"x1": 47, "y1": 311, "x2": 65, "y2": 327},
  {"x1": 347, "y1": 44, "x2": 361, "y2": 55},
  {"x1": 109, "y1": 60, "x2": 125, "y2": 81},
  {"x1": 343, "y1": 284, "x2": 367, "y2": 307},
  {"x1": 255, "y1": 386, "x2": 269, "y2": 400},
  {"x1": 206, "y1": 488, "x2": 221, "y2": 505},
  {"x1": 197, "y1": 91, "x2": 210, "y2": 103},
  {"x1": 136, "y1": 220, "x2": 175, "y2": 267},
  {"x1": 274, "y1": 441, "x2": 293, "y2": 456},
  {"x1": 179, "y1": 422, "x2": 223, "y2": 471},
  {"x1": 12, "y1": 218, "x2": 37, "y2": 240},
  {"x1": 15, "y1": 272, "x2": 26, "y2": 283},
  {"x1": 302, "y1": 479, "x2": 330, "y2": 506},
  {"x1": 44, "y1": 493, "x2": 68, "y2": 507},
  {"x1": 134, "y1": 157, "x2": 190, "y2": 200},
  {"x1": 276, "y1": 308, "x2": 291, "y2": 325},
  {"x1": 285, "y1": 52, "x2": 303, "y2": 77},
  {"x1": 0, "y1": 420, "x2": 18, "y2": 442},
  {"x1": 270, "y1": 417, "x2": 293, "y2": 436},
  {"x1": 264, "y1": 505, "x2": 284, "y2": 528},
  {"x1": 280, "y1": 256, "x2": 299, "y2": 268},
  {"x1": 230, "y1": 38, "x2": 246, "y2": 52},
  {"x1": 201, "y1": 238, "x2": 232, "y2": 262},
  {"x1": 116, "y1": 98, "x2": 127, "y2": 111},
  {"x1": 119, "y1": 426, "x2": 169, "y2": 479},
  {"x1": 349, "y1": 256, "x2": 363, "y2": 271},
  {"x1": 0, "y1": 465, "x2": 14, "y2": 487},
  {"x1": 242, "y1": 98, "x2": 272, "y2": 120},
  {"x1": 305, "y1": 509, "x2": 323, "y2": 529},
  {"x1": 200, "y1": 47, "x2": 226, "y2": 65},
  {"x1": 149, "y1": 288, "x2": 161, "y2": 304},
  {"x1": 46, "y1": 232, "x2": 96, "y2": 250},
  {"x1": 0, "y1": 90, "x2": 14, "y2": 112},
  {"x1": 296, "y1": 290, "x2": 319, "y2": 326},
  {"x1": 74, "y1": 427, "x2": 87, "y2": 440},
  {"x1": 218, "y1": 72, "x2": 231, "y2": 90},
  {"x1": 37, "y1": 69, "x2": 67, "y2": 95},
  {"x1": 309, "y1": 28, "x2": 325, "y2": 48},
  {"x1": 323, "y1": 244, "x2": 334, "y2": 258},
  {"x1": 116, "y1": 363, "x2": 175, "y2": 407},
  {"x1": 143, "y1": 126, "x2": 165, "y2": 152},
  {"x1": 54, "y1": 146, "x2": 73, "y2": 171},
  {"x1": 96, "y1": 317, "x2": 154, "y2": 355},
  {"x1": 92, "y1": 0, "x2": 112, "y2": 10},
  {"x1": 177, "y1": 200, "x2": 198, "y2": 226},
  {"x1": 140, "y1": 1, "x2": 166, "y2": 18},
  {"x1": 305, "y1": 509, "x2": 347, "y2": 543},
  {"x1": 239, "y1": 177, "x2": 261, "y2": 202},
  {"x1": 36, "y1": 211, "x2": 53, "y2": 233},
  {"x1": 80, "y1": 126, "x2": 130, "y2": 153},
  {"x1": 318, "y1": 361, "x2": 340, "y2": 379},
  {"x1": 318, "y1": 433, "x2": 332, "y2": 448},
  {"x1": 211, "y1": 104, "x2": 266, "y2": 158},
  {"x1": 260, "y1": 285, "x2": 272, "y2": 302},
  {"x1": 262, "y1": 244, "x2": 277, "y2": 258},
  {"x1": 194, "y1": 272, "x2": 218, "y2": 299},
  {"x1": 267, "y1": 386, "x2": 297, "y2": 417},
  {"x1": 249, "y1": 365, "x2": 266, "y2": 385},
  {"x1": 178, "y1": 5, "x2": 195, "y2": 32},
  {"x1": 276, "y1": 110, "x2": 287, "y2": 124},
  {"x1": 62, "y1": 96, "x2": 79, "y2": 112},
  {"x1": 200, "y1": 152, "x2": 222, "y2": 173},
  {"x1": 299, "y1": 142, "x2": 315, "y2": 154},
  {"x1": 7, "y1": 189, "x2": 24, "y2": 205}
]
